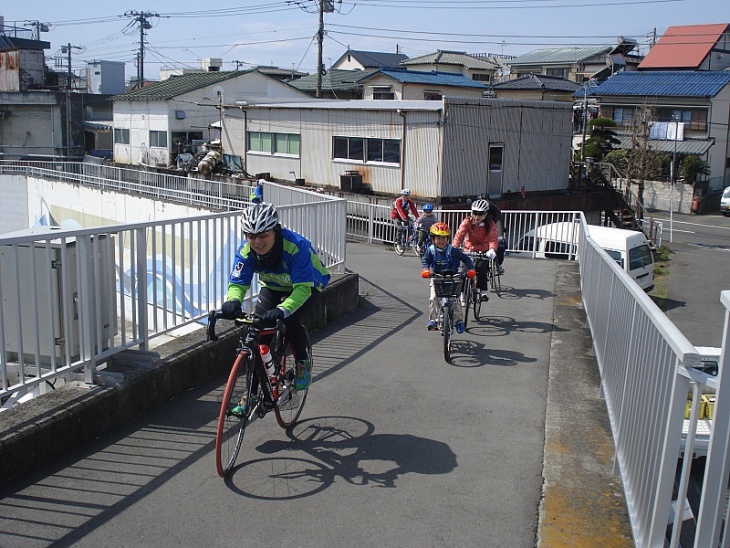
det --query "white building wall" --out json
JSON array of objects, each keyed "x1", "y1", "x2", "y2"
[{"x1": 709, "y1": 86, "x2": 730, "y2": 181}]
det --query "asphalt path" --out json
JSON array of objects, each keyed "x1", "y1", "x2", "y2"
[
  {"x1": 0, "y1": 242, "x2": 558, "y2": 548},
  {"x1": 653, "y1": 211, "x2": 730, "y2": 348}
]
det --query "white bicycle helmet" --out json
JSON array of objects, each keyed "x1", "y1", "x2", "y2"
[
  {"x1": 471, "y1": 199, "x2": 489, "y2": 213},
  {"x1": 240, "y1": 203, "x2": 279, "y2": 235},
  {"x1": 401, "y1": 189, "x2": 411, "y2": 196}
]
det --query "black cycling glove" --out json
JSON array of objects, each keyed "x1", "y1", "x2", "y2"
[{"x1": 221, "y1": 300, "x2": 241, "y2": 319}]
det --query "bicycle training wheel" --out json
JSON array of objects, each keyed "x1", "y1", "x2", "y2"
[
  {"x1": 215, "y1": 353, "x2": 253, "y2": 477},
  {"x1": 275, "y1": 328, "x2": 311, "y2": 428},
  {"x1": 472, "y1": 285, "x2": 482, "y2": 322},
  {"x1": 492, "y1": 261, "x2": 502, "y2": 296},
  {"x1": 442, "y1": 306, "x2": 452, "y2": 362}
]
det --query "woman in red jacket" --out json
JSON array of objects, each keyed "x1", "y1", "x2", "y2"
[{"x1": 452, "y1": 199, "x2": 498, "y2": 301}]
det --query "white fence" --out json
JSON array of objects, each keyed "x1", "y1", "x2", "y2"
[{"x1": 0, "y1": 166, "x2": 346, "y2": 410}]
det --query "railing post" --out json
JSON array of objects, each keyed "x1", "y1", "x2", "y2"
[
  {"x1": 694, "y1": 291, "x2": 730, "y2": 547},
  {"x1": 135, "y1": 228, "x2": 149, "y2": 352},
  {"x1": 76, "y1": 235, "x2": 97, "y2": 384}
]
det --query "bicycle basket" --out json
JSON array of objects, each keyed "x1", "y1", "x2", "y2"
[{"x1": 433, "y1": 277, "x2": 462, "y2": 298}]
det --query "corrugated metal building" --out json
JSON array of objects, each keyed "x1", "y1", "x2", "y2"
[{"x1": 225, "y1": 97, "x2": 572, "y2": 200}]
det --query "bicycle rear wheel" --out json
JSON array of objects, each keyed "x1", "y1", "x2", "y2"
[
  {"x1": 275, "y1": 328, "x2": 311, "y2": 428},
  {"x1": 215, "y1": 352, "x2": 253, "y2": 477},
  {"x1": 442, "y1": 305, "x2": 452, "y2": 362}
]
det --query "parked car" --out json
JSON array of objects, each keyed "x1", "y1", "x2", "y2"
[{"x1": 721, "y1": 186, "x2": 730, "y2": 217}]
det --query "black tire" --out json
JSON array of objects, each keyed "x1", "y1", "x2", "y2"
[
  {"x1": 442, "y1": 305, "x2": 452, "y2": 362},
  {"x1": 462, "y1": 280, "x2": 471, "y2": 330},
  {"x1": 215, "y1": 353, "x2": 253, "y2": 477},
  {"x1": 275, "y1": 328, "x2": 311, "y2": 428},
  {"x1": 472, "y1": 284, "x2": 482, "y2": 321},
  {"x1": 493, "y1": 262, "x2": 502, "y2": 296}
]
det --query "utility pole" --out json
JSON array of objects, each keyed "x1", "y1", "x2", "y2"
[
  {"x1": 125, "y1": 11, "x2": 159, "y2": 88},
  {"x1": 60, "y1": 43, "x2": 82, "y2": 158},
  {"x1": 315, "y1": 1, "x2": 335, "y2": 98}
]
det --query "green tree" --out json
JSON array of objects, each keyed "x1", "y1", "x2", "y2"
[
  {"x1": 680, "y1": 155, "x2": 709, "y2": 184},
  {"x1": 584, "y1": 118, "x2": 621, "y2": 160}
]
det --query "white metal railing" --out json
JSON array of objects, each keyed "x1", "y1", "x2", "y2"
[{"x1": 0, "y1": 170, "x2": 346, "y2": 410}]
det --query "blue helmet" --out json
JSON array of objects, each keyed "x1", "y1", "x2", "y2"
[{"x1": 423, "y1": 203, "x2": 434, "y2": 212}]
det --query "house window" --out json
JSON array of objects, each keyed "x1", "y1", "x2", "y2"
[
  {"x1": 114, "y1": 128, "x2": 130, "y2": 145},
  {"x1": 372, "y1": 86, "x2": 394, "y2": 100},
  {"x1": 472, "y1": 73, "x2": 490, "y2": 82},
  {"x1": 546, "y1": 68, "x2": 567, "y2": 78},
  {"x1": 423, "y1": 91, "x2": 442, "y2": 101},
  {"x1": 248, "y1": 131, "x2": 300, "y2": 156},
  {"x1": 489, "y1": 145, "x2": 504, "y2": 172},
  {"x1": 612, "y1": 106, "x2": 636, "y2": 126},
  {"x1": 656, "y1": 108, "x2": 708, "y2": 132},
  {"x1": 149, "y1": 130, "x2": 167, "y2": 148},
  {"x1": 334, "y1": 136, "x2": 400, "y2": 164}
]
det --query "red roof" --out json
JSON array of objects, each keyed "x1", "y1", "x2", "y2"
[{"x1": 639, "y1": 23, "x2": 730, "y2": 69}]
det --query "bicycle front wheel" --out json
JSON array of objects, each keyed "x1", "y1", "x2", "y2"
[
  {"x1": 472, "y1": 285, "x2": 482, "y2": 322},
  {"x1": 492, "y1": 261, "x2": 502, "y2": 296},
  {"x1": 215, "y1": 353, "x2": 253, "y2": 477},
  {"x1": 275, "y1": 328, "x2": 311, "y2": 428},
  {"x1": 462, "y1": 280, "x2": 471, "y2": 330},
  {"x1": 442, "y1": 305, "x2": 452, "y2": 362}
]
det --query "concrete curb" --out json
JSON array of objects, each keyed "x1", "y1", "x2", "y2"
[
  {"x1": 538, "y1": 262, "x2": 634, "y2": 546},
  {"x1": 0, "y1": 272, "x2": 359, "y2": 484}
]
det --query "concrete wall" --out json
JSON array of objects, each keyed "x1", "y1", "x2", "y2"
[{"x1": 0, "y1": 174, "x2": 218, "y2": 235}]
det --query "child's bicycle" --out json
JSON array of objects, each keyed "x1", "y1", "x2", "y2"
[
  {"x1": 430, "y1": 272, "x2": 468, "y2": 362},
  {"x1": 206, "y1": 310, "x2": 311, "y2": 478},
  {"x1": 394, "y1": 220, "x2": 418, "y2": 256}
]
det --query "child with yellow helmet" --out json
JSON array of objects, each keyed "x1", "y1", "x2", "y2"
[{"x1": 421, "y1": 222, "x2": 475, "y2": 333}]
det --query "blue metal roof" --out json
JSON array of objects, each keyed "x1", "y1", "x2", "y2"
[
  {"x1": 584, "y1": 70, "x2": 730, "y2": 98},
  {"x1": 360, "y1": 69, "x2": 487, "y2": 89}
]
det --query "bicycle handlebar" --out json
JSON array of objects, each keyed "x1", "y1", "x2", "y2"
[{"x1": 206, "y1": 310, "x2": 280, "y2": 342}]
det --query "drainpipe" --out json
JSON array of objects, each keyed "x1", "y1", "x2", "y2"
[
  {"x1": 398, "y1": 108, "x2": 406, "y2": 191},
  {"x1": 239, "y1": 103, "x2": 248, "y2": 175}
]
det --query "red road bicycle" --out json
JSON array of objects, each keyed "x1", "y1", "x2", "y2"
[{"x1": 206, "y1": 310, "x2": 311, "y2": 477}]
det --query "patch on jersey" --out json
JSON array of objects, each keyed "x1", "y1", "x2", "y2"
[{"x1": 232, "y1": 261, "x2": 244, "y2": 278}]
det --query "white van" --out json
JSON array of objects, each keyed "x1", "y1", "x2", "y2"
[
  {"x1": 517, "y1": 222, "x2": 655, "y2": 292},
  {"x1": 587, "y1": 225, "x2": 654, "y2": 292}
]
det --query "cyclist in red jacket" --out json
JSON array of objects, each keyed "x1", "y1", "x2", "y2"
[
  {"x1": 452, "y1": 199, "x2": 498, "y2": 302},
  {"x1": 391, "y1": 188, "x2": 418, "y2": 227}
]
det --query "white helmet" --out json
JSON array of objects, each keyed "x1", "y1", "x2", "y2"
[
  {"x1": 401, "y1": 189, "x2": 411, "y2": 196},
  {"x1": 471, "y1": 199, "x2": 489, "y2": 213},
  {"x1": 240, "y1": 203, "x2": 279, "y2": 235}
]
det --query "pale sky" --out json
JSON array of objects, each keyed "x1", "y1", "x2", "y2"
[{"x1": 2, "y1": 0, "x2": 726, "y2": 81}]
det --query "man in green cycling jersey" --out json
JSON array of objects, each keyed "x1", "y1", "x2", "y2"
[{"x1": 221, "y1": 203, "x2": 330, "y2": 390}]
